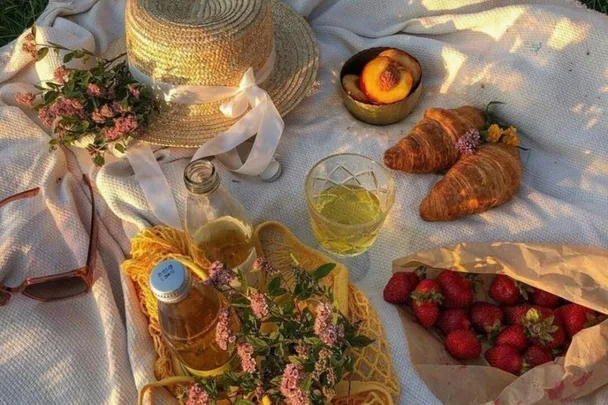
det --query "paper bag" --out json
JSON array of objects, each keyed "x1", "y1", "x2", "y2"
[{"x1": 392, "y1": 242, "x2": 608, "y2": 405}]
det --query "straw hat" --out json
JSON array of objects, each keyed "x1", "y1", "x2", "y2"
[{"x1": 125, "y1": 0, "x2": 319, "y2": 148}]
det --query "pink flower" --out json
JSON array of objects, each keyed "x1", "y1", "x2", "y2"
[
  {"x1": 86, "y1": 83, "x2": 104, "y2": 97},
  {"x1": 295, "y1": 342, "x2": 309, "y2": 359},
  {"x1": 280, "y1": 364, "x2": 310, "y2": 405},
  {"x1": 204, "y1": 261, "x2": 235, "y2": 288},
  {"x1": 37, "y1": 106, "x2": 53, "y2": 127},
  {"x1": 22, "y1": 33, "x2": 37, "y2": 59},
  {"x1": 128, "y1": 84, "x2": 140, "y2": 99},
  {"x1": 237, "y1": 343, "x2": 256, "y2": 374},
  {"x1": 186, "y1": 384, "x2": 210, "y2": 405},
  {"x1": 455, "y1": 129, "x2": 481, "y2": 155},
  {"x1": 112, "y1": 101, "x2": 130, "y2": 113},
  {"x1": 16, "y1": 92, "x2": 36, "y2": 108},
  {"x1": 91, "y1": 108, "x2": 106, "y2": 124},
  {"x1": 313, "y1": 349, "x2": 335, "y2": 384},
  {"x1": 215, "y1": 308, "x2": 235, "y2": 351},
  {"x1": 314, "y1": 302, "x2": 343, "y2": 347},
  {"x1": 249, "y1": 292, "x2": 269, "y2": 320},
  {"x1": 100, "y1": 104, "x2": 114, "y2": 118},
  {"x1": 103, "y1": 115, "x2": 138, "y2": 141},
  {"x1": 54, "y1": 66, "x2": 69, "y2": 84},
  {"x1": 253, "y1": 257, "x2": 279, "y2": 275}
]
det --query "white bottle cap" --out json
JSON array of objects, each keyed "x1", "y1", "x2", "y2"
[
  {"x1": 258, "y1": 157, "x2": 282, "y2": 182},
  {"x1": 149, "y1": 260, "x2": 191, "y2": 303}
]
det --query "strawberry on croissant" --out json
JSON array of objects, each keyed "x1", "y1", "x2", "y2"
[
  {"x1": 419, "y1": 143, "x2": 522, "y2": 221},
  {"x1": 384, "y1": 106, "x2": 485, "y2": 173}
]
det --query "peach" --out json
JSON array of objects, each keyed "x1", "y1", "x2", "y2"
[
  {"x1": 379, "y1": 49, "x2": 422, "y2": 84},
  {"x1": 360, "y1": 56, "x2": 413, "y2": 104},
  {"x1": 341, "y1": 74, "x2": 371, "y2": 103}
]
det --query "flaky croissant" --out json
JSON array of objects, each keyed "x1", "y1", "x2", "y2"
[
  {"x1": 384, "y1": 106, "x2": 485, "y2": 173},
  {"x1": 419, "y1": 143, "x2": 522, "y2": 221}
]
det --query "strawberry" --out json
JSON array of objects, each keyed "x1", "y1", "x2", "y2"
[
  {"x1": 531, "y1": 288, "x2": 561, "y2": 308},
  {"x1": 485, "y1": 344, "x2": 523, "y2": 375},
  {"x1": 496, "y1": 325, "x2": 529, "y2": 352},
  {"x1": 470, "y1": 302, "x2": 503, "y2": 339},
  {"x1": 411, "y1": 279, "x2": 443, "y2": 328},
  {"x1": 445, "y1": 329, "x2": 482, "y2": 360},
  {"x1": 523, "y1": 345, "x2": 553, "y2": 369},
  {"x1": 489, "y1": 275, "x2": 531, "y2": 305},
  {"x1": 383, "y1": 272, "x2": 419, "y2": 305},
  {"x1": 523, "y1": 307, "x2": 566, "y2": 350},
  {"x1": 436, "y1": 270, "x2": 473, "y2": 308},
  {"x1": 555, "y1": 303, "x2": 604, "y2": 339},
  {"x1": 437, "y1": 309, "x2": 471, "y2": 335},
  {"x1": 503, "y1": 304, "x2": 532, "y2": 325}
]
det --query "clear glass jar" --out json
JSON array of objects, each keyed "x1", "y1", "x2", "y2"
[
  {"x1": 149, "y1": 260, "x2": 237, "y2": 374},
  {"x1": 184, "y1": 159, "x2": 256, "y2": 272}
]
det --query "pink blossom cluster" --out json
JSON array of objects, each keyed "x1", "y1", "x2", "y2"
[
  {"x1": 215, "y1": 308, "x2": 235, "y2": 351},
  {"x1": 249, "y1": 292, "x2": 269, "y2": 320},
  {"x1": 86, "y1": 83, "x2": 104, "y2": 97},
  {"x1": 295, "y1": 341, "x2": 309, "y2": 359},
  {"x1": 237, "y1": 343, "x2": 256, "y2": 374},
  {"x1": 54, "y1": 66, "x2": 69, "y2": 85},
  {"x1": 312, "y1": 349, "x2": 336, "y2": 385},
  {"x1": 38, "y1": 97, "x2": 85, "y2": 128},
  {"x1": 91, "y1": 104, "x2": 114, "y2": 124},
  {"x1": 455, "y1": 129, "x2": 481, "y2": 155},
  {"x1": 128, "y1": 84, "x2": 141, "y2": 99},
  {"x1": 102, "y1": 115, "x2": 138, "y2": 141},
  {"x1": 204, "y1": 261, "x2": 235, "y2": 288},
  {"x1": 313, "y1": 302, "x2": 344, "y2": 347},
  {"x1": 16, "y1": 92, "x2": 36, "y2": 108},
  {"x1": 280, "y1": 364, "x2": 310, "y2": 405},
  {"x1": 186, "y1": 384, "x2": 209, "y2": 405},
  {"x1": 253, "y1": 257, "x2": 279, "y2": 275},
  {"x1": 22, "y1": 33, "x2": 37, "y2": 59}
]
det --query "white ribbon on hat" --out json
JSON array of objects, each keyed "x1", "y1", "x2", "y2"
[{"x1": 126, "y1": 46, "x2": 284, "y2": 229}]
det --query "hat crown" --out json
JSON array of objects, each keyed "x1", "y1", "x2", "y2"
[{"x1": 126, "y1": 0, "x2": 274, "y2": 87}]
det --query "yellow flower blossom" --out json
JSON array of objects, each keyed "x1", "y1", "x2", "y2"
[
  {"x1": 502, "y1": 130, "x2": 520, "y2": 147},
  {"x1": 486, "y1": 124, "x2": 502, "y2": 143},
  {"x1": 261, "y1": 396, "x2": 272, "y2": 405}
]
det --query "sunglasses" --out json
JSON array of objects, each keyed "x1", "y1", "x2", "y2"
[{"x1": 0, "y1": 175, "x2": 97, "y2": 306}]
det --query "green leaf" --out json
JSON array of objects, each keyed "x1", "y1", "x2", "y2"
[
  {"x1": 31, "y1": 25, "x2": 37, "y2": 37},
  {"x1": 288, "y1": 356, "x2": 303, "y2": 365},
  {"x1": 93, "y1": 154, "x2": 105, "y2": 166},
  {"x1": 349, "y1": 335, "x2": 374, "y2": 348},
  {"x1": 267, "y1": 276, "x2": 282, "y2": 296},
  {"x1": 235, "y1": 400, "x2": 255, "y2": 405},
  {"x1": 44, "y1": 91, "x2": 58, "y2": 104},
  {"x1": 303, "y1": 336, "x2": 321, "y2": 346},
  {"x1": 114, "y1": 143, "x2": 125, "y2": 153},
  {"x1": 312, "y1": 263, "x2": 335, "y2": 280},
  {"x1": 36, "y1": 47, "x2": 49, "y2": 61},
  {"x1": 63, "y1": 52, "x2": 74, "y2": 64},
  {"x1": 301, "y1": 374, "x2": 313, "y2": 391}
]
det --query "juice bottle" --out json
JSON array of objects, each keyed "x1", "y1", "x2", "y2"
[{"x1": 149, "y1": 259, "x2": 237, "y2": 375}]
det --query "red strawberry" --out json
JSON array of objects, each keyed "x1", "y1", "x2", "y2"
[
  {"x1": 496, "y1": 325, "x2": 529, "y2": 352},
  {"x1": 436, "y1": 270, "x2": 474, "y2": 308},
  {"x1": 445, "y1": 329, "x2": 482, "y2": 360},
  {"x1": 485, "y1": 344, "x2": 523, "y2": 375},
  {"x1": 531, "y1": 288, "x2": 561, "y2": 308},
  {"x1": 437, "y1": 309, "x2": 471, "y2": 335},
  {"x1": 523, "y1": 307, "x2": 566, "y2": 350},
  {"x1": 503, "y1": 304, "x2": 532, "y2": 325},
  {"x1": 411, "y1": 280, "x2": 443, "y2": 328},
  {"x1": 523, "y1": 345, "x2": 553, "y2": 369},
  {"x1": 383, "y1": 272, "x2": 419, "y2": 305},
  {"x1": 489, "y1": 275, "x2": 530, "y2": 305},
  {"x1": 470, "y1": 302, "x2": 504, "y2": 338},
  {"x1": 555, "y1": 303, "x2": 603, "y2": 339}
]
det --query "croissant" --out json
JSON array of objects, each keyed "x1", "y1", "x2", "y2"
[
  {"x1": 384, "y1": 106, "x2": 486, "y2": 173},
  {"x1": 419, "y1": 143, "x2": 522, "y2": 221}
]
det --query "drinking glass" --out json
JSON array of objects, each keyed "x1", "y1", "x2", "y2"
[{"x1": 305, "y1": 153, "x2": 395, "y2": 257}]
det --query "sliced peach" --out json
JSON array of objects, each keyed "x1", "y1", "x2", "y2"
[
  {"x1": 341, "y1": 74, "x2": 371, "y2": 103},
  {"x1": 379, "y1": 49, "x2": 422, "y2": 84},
  {"x1": 360, "y1": 56, "x2": 413, "y2": 104}
]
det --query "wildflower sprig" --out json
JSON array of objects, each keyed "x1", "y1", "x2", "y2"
[
  {"x1": 186, "y1": 258, "x2": 373, "y2": 405},
  {"x1": 17, "y1": 26, "x2": 158, "y2": 166}
]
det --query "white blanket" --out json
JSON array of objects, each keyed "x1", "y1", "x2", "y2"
[{"x1": 1, "y1": 0, "x2": 607, "y2": 404}]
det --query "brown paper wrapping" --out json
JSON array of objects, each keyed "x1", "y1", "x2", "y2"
[{"x1": 392, "y1": 242, "x2": 608, "y2": 405}]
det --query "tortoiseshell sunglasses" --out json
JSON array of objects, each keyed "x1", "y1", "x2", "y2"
[{"x1": 0, "y1": 175, "x2": 97, "y2": 306}]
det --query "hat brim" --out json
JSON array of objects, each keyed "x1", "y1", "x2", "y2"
[{"x1": 140, "y1": 0, "x2": 319, "y2": 148}]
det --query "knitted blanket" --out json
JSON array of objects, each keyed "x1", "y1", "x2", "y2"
[{"x1": 0, "y1": 0, "x2": 607, "y2": 404}]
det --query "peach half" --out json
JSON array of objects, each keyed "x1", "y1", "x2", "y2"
[
  {"x1": 360, "y1": 56, "x2": 414, "y2": 105},
  {"x1": 379, "y1": 49, "x2": 422, "y2": 84},
  {"x1": 341, "y1": 74, "x2": 371, "y2": 103}
]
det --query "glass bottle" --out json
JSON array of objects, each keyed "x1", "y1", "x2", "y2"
[
  {"x1": 149, "y1": 259, "x2": 236, "y2": 374},
  {"x1": 184, "y1": 159, "x2": 256, "y2": 272}
]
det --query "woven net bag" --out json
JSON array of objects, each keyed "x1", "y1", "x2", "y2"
[{"x1": 122, "y1": 222, "x2": 400, "y2": 404}]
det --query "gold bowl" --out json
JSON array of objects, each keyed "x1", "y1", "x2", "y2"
[{"x1": 339, "y1": 47, "x2": 423, "y2": 125}]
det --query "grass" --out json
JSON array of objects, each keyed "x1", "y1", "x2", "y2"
[{"x1": 0, "y1": 0, "x2": 607, "y2": 48}]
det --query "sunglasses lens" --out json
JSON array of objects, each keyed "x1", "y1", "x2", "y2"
[
  {"x1": 0, "y1": 291, "x2": 9, "y2": 306},
  {"x1": 23, "y1": 277, "x2": 88, "y2": 301}
]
